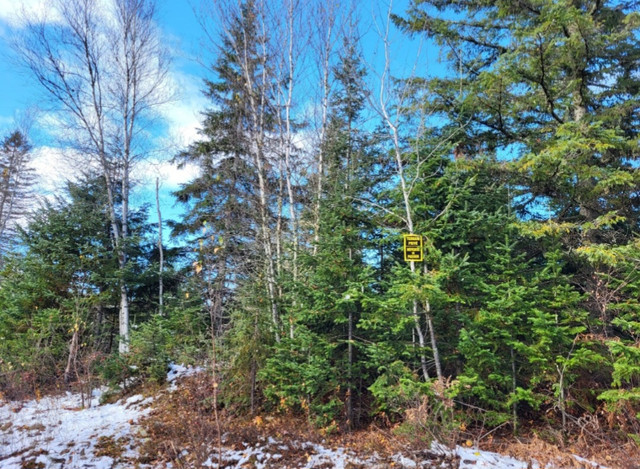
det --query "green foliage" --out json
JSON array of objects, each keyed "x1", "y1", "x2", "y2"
[
  {"x1": 98, "y1": 354, "x2": 136, "y2": 393},
  {"x1": 261, "y1": 327, "x2": 341, "y2": 426},
  {"x1": 218, "y1": 279, "x2": 273, "y2": 412},
  {"x1": 128, "y1": 316, "x2": 172, "y2": 384},
  {"x1": 126, "y1": 301, "x2": 209, "y2": 385},
  {"x1": 369, "y1": 360, "x2": 430, "y2": 418},
  {"x1": 4, "y1": 0, "x2": 640, "y2": 443},
  {"x1": 0, "y1": 174, "x2": 179, "y2": 396}
]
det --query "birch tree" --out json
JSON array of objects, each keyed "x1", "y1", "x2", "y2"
[
  {"x1": 368, "y1": 1, "x2": 441, "y2": 382},
  {"x1": 15, "y1": 0, "x2": 169, "y2": 353},
  {"x1": 309, "y1": 0, "x2": 340, "y2": 254}
]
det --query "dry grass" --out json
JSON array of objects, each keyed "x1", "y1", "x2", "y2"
[
  {"x1": 475, "y1": 427, "x2": 640, "y2": 469},
  {"x1": 136, "y1": 370, "x2": 640, "y2": 469},
  {"x1": 137, "y1": 372, "x2": 222, "y2": 468},
  {"x1": 137, "y1": 372, "x2": 461, "y2": 468}
]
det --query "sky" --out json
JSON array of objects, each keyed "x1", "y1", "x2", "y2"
[
  {"x1": 0, "y1": 0, "x2": 436, "y2": 234},
  {"x1": 0, "y1": 0, "x2": 209, "y2": 228}
]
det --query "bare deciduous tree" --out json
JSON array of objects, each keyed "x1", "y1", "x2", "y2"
[
  {"x1": 15, "y1": 0, "x2": 170, "y2": 353},
  {"x1": 309, "y1": 0, "x2": 340, "y2": 255}
]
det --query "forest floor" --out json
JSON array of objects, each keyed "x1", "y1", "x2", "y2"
[{"x1": 0, "y1": 365, "x2": 632, "y2": 468}]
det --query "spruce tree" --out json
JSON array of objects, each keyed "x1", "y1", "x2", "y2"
[
  {"x1": 176, "y1": 0, "x2": 286, "y2": 412},
  {"x1": 398, "y1": 0, "x2": 640, "y2": 423},
  {"x1": 174, "y1": 0, "x2": 269, "y2": 335},
  {"x1": 0, "y1": 130, "x2": 34, "y2": 254},
  {"x1": 261, "y1": 37, "x2": 380, "y2": 429}
]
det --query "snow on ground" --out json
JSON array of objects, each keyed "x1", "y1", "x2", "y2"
[
  {"x1": 200, "y1": 434, "x2": 607, "y2": 468},
  {"x1": 0, "y1": 364, "x2": 607, "y2": 469},
  {"x1": 456, "y1": 445, "x2": 534, "y2": 468},
  {"x1": 0, "y1": 364, "x2": 202, "y2": 469},
  {"x1": 200, "y1": 437, "x2": 554, "y2": 469},
  {"x1": 167, "y1": 362, "x2": 203, "y2": 391},
  {"x1": 0, "y1": 388, "x2": 153, "y2": 469}
]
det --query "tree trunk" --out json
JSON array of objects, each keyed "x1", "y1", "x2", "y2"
[
  {"x1": 64, "y1": 323, "x2": 80, "y2": 384},
  {"x1": 511, "y1": 347, "x2": 518, "y2": 435},
  {"x1": 311, "y1": 2, "x2": 336, "y2": 255},
  {"x1": 425, "y1": 300, "x2": 443, "y2": 383},
  {"x1": 156, "y1": 177, "x2": 164, "y2": 316},
  {"x1": 237, "y1": 8, "x2": 281, "y2": 342},
  {"x1": 119, "y1": 167, "x2": 130, "y2": 354},
  {"x1": 423, "y1": 262, "x2": 443, "y2": 383}
]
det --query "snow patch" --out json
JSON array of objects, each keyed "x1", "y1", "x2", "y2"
[
  {"x1": 457, "y1": 445, "x2": 530, "y2": 468},
  {"x1": 195, "y1": 436, "x2": 607, "y2": 469},
  {"x1": 0, "y1": 390, "x2": 152, "y2": 469},
  {"x1": 167, "y1": 362, "x2": 204, "y2": 391}
]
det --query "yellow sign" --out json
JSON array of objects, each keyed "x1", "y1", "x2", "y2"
[{"x1": 403, "y1": 234, "x2": 423, "y2": 262}]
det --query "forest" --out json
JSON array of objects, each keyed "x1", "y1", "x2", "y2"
[{"x1": 1, "y1": 0, "x2": 640, "y2": 464}]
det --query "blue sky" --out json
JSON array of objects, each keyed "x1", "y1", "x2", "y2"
[
  {"x1": 0, "y1": 0, "x2": 440, "y2": 232},
  {"x1": 0, "y1": 0, "x2": 208, "y2": 228}
]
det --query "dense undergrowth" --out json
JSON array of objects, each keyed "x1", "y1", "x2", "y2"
[{"x1": 135, "y1": 370, "x2": 639, "y2": 469}]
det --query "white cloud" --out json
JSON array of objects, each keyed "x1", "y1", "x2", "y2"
[
  {"x1": 5, "y1": 3, "x2": 209, "y2": 205},
  {"x1": 30, "y1": 143, "x2": 199, "y2": 194},
  {"x1": 132, "y1": 69, "x2": 206, "y2": 190},
  {"x1": 134, "y1": 157, "x2": 199, "y2": 190},
  {"x1": 0, "y1": 0, "x2": 61, "y2": 27},
  {"x1": 159, "y1": 69, "x2": 208, "y2": 149},
  {"x1": 30, "y1": 146, "x2": 68, "y2": 194},
  {"x1": 30, "y1": 146, "x2": 95, "y2": 196},
  {"x1": 0, "y1": 0, "x2": 124, "y2": 29},
  {"x1": 26, "y1": 71, "x2": 206, "y2": 203}
]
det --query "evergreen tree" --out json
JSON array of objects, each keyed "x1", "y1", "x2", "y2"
[
  {"x1": 397, "y1": 0, "x2": 640, "y2": 260},
  {"x1": 456, "y1": 233, "x2": 586, "y2": 431},
  {"x1": 0, "y1": 130, "x2": 34, "y2": 254},
  {"x1": 261, "y1": 37, "x2": 381, "y2": 429},
  {"x1": 173, "y1": 0, "x2": 270, "y2": 336},
  {"x1": 0, "y1": 175, "x2": 168, "y2": 393},
  {"x1": 398, "y1": 0, "x2": 640, "y2": 425},
  {"x1": 175, "y1": 0, "x2": 287, "y2": 412}
]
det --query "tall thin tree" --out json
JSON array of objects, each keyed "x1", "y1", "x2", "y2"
[
  {"x1": 0, "y1": 130, "x2": 34, "y2": 254},
  {"x1": 15, "y1": 0, "x2": 169, "y2": 353}
]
